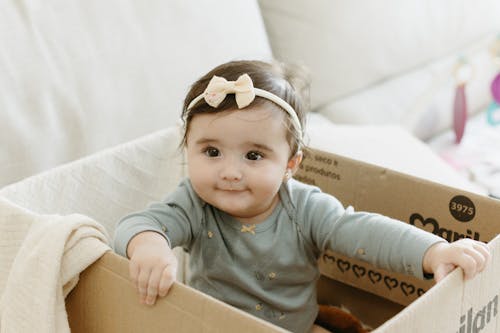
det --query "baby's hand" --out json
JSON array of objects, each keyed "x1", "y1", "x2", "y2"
[
  {"x1": 127, "y1": 231, "x2": 178, "y2": 305},
  {"x1": 423, "y1": 238, "x2": 490, "y2": 282}
]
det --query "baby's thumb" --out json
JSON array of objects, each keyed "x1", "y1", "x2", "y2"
[{"x1": 434, "y1": 263, "x2": 456, "y2": 282}]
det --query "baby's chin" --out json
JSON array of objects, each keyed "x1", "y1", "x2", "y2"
[
  {"x1": 213, "y1": 202, "x2": 254, "y2": 217},
  {"x1": 210, "y1": 200, "x2": 259, "y2": 219}
]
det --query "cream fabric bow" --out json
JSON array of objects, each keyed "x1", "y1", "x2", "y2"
[{"x1": 203, "y1": 74, "x2": 256, "y2": 108}]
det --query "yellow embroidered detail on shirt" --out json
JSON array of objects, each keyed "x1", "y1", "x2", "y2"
[{"x1": 240, "y1": 224, "x2": 256, "y2": 235}]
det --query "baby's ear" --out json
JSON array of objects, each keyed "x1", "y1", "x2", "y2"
[{"x1": 287, "y1": 151, "x2": 303, "y2": 175}]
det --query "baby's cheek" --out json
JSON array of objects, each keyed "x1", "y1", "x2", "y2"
[
  {"x1": 190, "y1": 176, "x2": 213, "y2": 198},
  {"x1": 256, "y1": 172, "x2": 284, "y2": 193}
]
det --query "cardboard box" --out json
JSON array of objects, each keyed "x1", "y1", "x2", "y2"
[{"x1": 66, "y1": 148, "x2": 500, "y2": 332}]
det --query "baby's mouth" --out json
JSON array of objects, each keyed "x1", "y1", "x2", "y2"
[{"x1": 217, "y1": 186, "x2": 246, "y2": 192}]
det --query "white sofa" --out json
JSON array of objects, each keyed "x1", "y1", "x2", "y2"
[{"x1": 3, "y1": 0, "x2": 499, "y2": 191}]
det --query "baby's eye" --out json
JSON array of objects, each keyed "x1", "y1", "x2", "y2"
[
  {"x1": 246, "y1": 151, "x2": 263, "y2": 161},
  {"x1": 204, "y1": 147, "x2": 220, "y2": 157}
]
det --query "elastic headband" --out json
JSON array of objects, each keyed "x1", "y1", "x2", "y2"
[{"x1": 186, "y1": 74, "x2": 302, "y2": 135}]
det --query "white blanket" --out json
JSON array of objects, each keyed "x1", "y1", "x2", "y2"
[{"x1": 0, "y1": 197, "x2": 110, "y2": 333}]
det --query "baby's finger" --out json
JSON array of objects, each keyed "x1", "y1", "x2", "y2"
[
  {"x1": 464, "y1": 247, "x2": 488, "y2": 273},
  {"x1": 158, "y1": 264, "x2": 177, "y2": 297},
  {"x1": 457, "y1": 254, "x2": 478, "y2": 280},
  {"x1": 434, "y1": 263, "x2": 455, "y2": 283},
  {"x1": 137, "y1": 267, "x2": 152, "y2": 304},
  {"x1": 472, "y1": 243, "x2": 491, "y2": 269},
  {"x1": 144, "y1": 268, "x2": 164, "y2": 306},
  {"x1": 129, "y1": 260, "x2": 140, "y2": 289}
]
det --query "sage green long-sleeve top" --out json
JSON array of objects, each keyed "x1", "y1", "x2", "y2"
[{"x1": 114, "y1": 178, "x2": 443, "y2": 333}]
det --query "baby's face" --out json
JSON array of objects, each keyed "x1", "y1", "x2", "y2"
[{"x1": 186, "y1": 107, "x2": 292, "y2": 224}]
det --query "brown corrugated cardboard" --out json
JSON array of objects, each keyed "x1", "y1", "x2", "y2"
[
  {"x1": 66, "y1": 252, "x2": 287, "y2": 333},
  {"x1": 66, "y1": 147, "x2": 500, "y2": 332}
]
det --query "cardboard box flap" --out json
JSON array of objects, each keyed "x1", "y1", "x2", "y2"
[
  {"x1": 66, "y1": 252, "x2": 287, "y2": 333},
  {"x1": 375, "y1": 234, "x2": 500, "y2": 332}
]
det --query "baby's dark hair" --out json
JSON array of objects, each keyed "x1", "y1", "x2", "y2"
[{"x1": 181, "y1": 60, "x2": 310, "y2": 156}]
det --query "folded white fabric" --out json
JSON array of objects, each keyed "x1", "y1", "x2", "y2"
[{"x1": 0, "y1": 197, "x2": 110, "y2": 333}]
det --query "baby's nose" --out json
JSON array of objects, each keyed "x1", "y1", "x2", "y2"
[{"x1": 220, "y1": 160, "x2": 243, "y2": 181}]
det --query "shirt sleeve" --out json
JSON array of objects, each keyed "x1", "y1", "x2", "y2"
[
  {"x1": 294, "y1": 182, "x2": 445, "y2": 279},
  {"x1": 113, "y1": 178, "x2": 203, "y2": 257}
]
